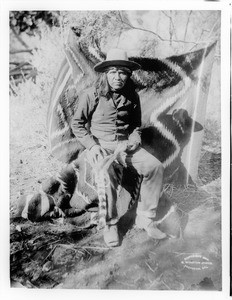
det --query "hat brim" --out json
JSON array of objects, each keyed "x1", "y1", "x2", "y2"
[{"x1": 94, "y1": 60, "x2": 141, "y2": 72}]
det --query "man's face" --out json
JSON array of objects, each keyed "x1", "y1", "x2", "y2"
[{"x1": 106, "y1": 67, "x2": 129, "y2": 91}]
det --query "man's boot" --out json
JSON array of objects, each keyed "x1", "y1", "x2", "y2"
[
  {"x1": 135, "y1": 213, "x2": 167, "y2": 239},
  {"x1": 103, "y1": 224, "x2": 119, "y2": 247}
]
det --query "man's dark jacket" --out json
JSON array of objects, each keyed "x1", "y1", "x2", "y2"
[{"x1": 71, "y1": 84, "x2": 142, "y2": 150}]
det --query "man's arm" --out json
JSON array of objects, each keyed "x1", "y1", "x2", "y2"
[
  {"x1": 71, "y1": 90, "x2": 98, "y2": 150},
  {"x1": 128, "y1": 93, "x2": 142, "y2": 151}
]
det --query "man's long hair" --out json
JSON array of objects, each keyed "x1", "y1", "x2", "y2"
[{"x1": 94, "y1": 72, "x2": 137, "y2": 98}]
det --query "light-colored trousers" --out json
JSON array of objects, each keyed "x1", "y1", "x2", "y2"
[{"x1": 98, "y1": 140, "x2": 164, "y2": 225}]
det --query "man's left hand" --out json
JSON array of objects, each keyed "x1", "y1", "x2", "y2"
[{"x1": 127, "y1": 141, "x2": 140, "y2": 152}]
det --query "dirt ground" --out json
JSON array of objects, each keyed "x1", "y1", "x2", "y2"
[{"x1": 10, "y1": 198, "x2": 221, "y2": 290}]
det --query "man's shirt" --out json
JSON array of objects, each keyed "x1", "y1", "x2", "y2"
[{"x1": 71, "y1": 86, "x2": 141, "y2": 150}]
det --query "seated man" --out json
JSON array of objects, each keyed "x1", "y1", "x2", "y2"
[{"x1": 71, "y1": 48, "x2": 166, "y2": 247}]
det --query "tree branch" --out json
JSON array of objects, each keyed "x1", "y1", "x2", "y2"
[
  {"x1": 118, "y1": 12, "x2": 165, "y2": 41},
  {"x1": 169, "y1": 11, "x2": 173, "y2": 45},
  {"x1": 161, "y1": 11, "x2": 178, "y2": 41},
  {"x1": 10, "y1": 62, "x2": 20, "y2": 65},
  {"x1": 118, "y1": 11, "x2": 199, "y2": 46},
  {"x1": 188, "y1": 18, "x2": 220, "y2": 51},
  {"x1": 10, "y1": 26, "x2": 29, "y2": 49},
  {"x1": 10, "y1": 49, "x2": 33, "y2": 55},
  {"x1": 183, "y1": 11, "x2": 192, "y2": 41}
]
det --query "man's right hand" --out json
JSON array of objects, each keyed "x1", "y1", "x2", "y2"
[{"x1": 88, "y1": 145, "x2": 107, "y2": 164}]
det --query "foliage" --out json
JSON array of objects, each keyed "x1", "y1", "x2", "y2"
[
  {"x1": 58, "y1": 11, "x2": 129, "y2": 49},
  {"x1": 10, "y1": 11, "x2": 59, "y2": 34},
  {"x1": 9, "y1": 10, "x2": 221, "y2": 85},
  {"x1": 10, "y1": 25, "x2": 65, "y2": 93}
]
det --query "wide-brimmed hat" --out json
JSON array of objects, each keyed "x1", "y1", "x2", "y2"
[{"x1": 94, "y1": 48, "x2": 141, "y2": 73}]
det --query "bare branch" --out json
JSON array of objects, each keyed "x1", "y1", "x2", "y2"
[
  {"x1": 9, "y1": 82, "x2": 18, "y2": 96},
  {"x1": 10, "y1": 62, "x2": 20, "y2": 65},
  {"x1": 9, "y1": 77, "x2": 25, "y2": 85},
  {"x1": 188, "y1": 18, "x2": 220, "y2": 51},
  {"x1": 161, "y1": 11, "x2": 169, "y2": 18},
  {"x1": 183, "y1": 11, "x2": 192, "y2": 41},
  {"x1": 118, "y1": 12, "x2": 165, "y2": 41},
  {"x1": 10, "y1": 61, "x2": 31, "y2": 67},
  {"x1": 161, "y1": 10, "x2": 178, "y2": 40},
  {"x1": 10, "y1": 26, "x2": 29, "y2": 49},
  {"x1": 118, "y1": 12, "x2": 199, "y2": 46},
  {"x1": 207, "y1": 18, "x2": 220, "y2": 39},
  {"x1": 169, "y1": 12, "x2": 173, "y2": 45},
  {"x1": 10, "y1": 49, "x2": 33, "y2": 55}
]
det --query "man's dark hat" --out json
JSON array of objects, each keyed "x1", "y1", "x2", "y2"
[{"x1": 94, "y1": 48, "x2": 141, "y2": 73}]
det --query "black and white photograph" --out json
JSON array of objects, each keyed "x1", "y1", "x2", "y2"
[{"x1": 1, "y1": 0, "x2": 230, "y2": 297}]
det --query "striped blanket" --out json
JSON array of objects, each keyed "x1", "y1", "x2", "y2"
[{"x1": 15, "y1": 29, "x2": 216, "y2": 231}]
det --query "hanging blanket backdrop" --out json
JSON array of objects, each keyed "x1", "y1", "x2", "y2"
[{"x1": 16, "y1": 29, "x2": 217, "y2": 231}]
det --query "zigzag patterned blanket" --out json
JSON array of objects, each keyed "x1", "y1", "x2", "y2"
[
  {"x1": 16, "y1": 29, "x2": 216, "y2": 228},
  {"x1": 48, "y1": 29, "x2": 216, "y2": 186}
]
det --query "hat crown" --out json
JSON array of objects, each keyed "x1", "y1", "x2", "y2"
[
  {"x1": 93, "y1": 48, "x2": 141, "y2": 72},
  {"x1": 105, "y1": 48, "x2": 129, "y2": 62}
]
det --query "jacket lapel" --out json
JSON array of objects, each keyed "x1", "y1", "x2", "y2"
[{"x1": 117, "y1": 95, "x2": 131, "y2": 109}]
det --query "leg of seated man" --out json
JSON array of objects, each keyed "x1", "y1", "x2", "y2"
[
  {"x1": 96, "y1": 141, "x2": 121, "y2": 247},
  {"x1": 126, "y1": 147, "x2": 166, "y2": 239},
  {"x1": 101, "y1": 163, "x2": 120, "y2": 247}
]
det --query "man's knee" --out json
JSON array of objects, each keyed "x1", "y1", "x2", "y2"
[{"x1": 144, "y1": 157, "x2": 164, "y2": 178}]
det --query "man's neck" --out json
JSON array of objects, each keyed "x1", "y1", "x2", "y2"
[{"x1": 109, "y1": 87, "x2": 124, "y2": 94}]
